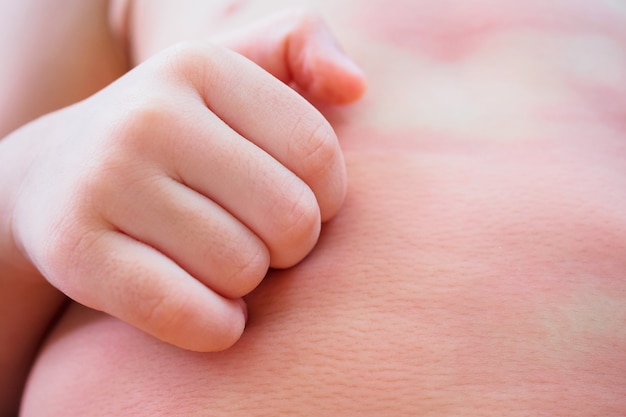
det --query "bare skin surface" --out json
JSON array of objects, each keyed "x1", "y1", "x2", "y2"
[{"x1": 17, "y1": 0, "x2": 626, "y2": 415}]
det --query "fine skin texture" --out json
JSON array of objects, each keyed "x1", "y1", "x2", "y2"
[{"x1": 12, "y1": 0, "x2": 626, "y2": 415}]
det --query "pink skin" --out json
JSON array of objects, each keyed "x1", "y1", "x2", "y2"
[
  {"x1": 21, "y1": 138, "x2": 626, "y2": 415},
  {"x1": 0, "y1": 7, "x2": 366, "y2": 415},
  {"x1": 220, "y1": 0, "x2": 248, "y2": 18},
  {"x1": 12, "y1": 0, "x2": 626, "y2": 415},
  {"x1": 357, "y1": 0, "x2": 626, "y2": 60}
]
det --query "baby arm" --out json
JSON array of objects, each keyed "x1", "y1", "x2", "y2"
[{"x1": 0, "y1": 1, "x2": 128, "y2": 415}]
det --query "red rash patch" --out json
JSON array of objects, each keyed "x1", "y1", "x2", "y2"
[
  {"x1": 356, "y1": 0, "x2": 626, "y2": 61},
  {"x1": 220, "y1": 0, "x2": 249, "y2": 18}
]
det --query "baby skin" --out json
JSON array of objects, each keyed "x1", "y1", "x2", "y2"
[
  {"x1": 0, "y1": 1, "x2": 367, "y2": 414},
  {"x1": 8, "y1": 0, "x2": 626, "y2": 415}
]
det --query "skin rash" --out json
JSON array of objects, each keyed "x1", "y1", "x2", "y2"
[{"x1": 18, "y1": 0, "x2": 626, "y2": 415}]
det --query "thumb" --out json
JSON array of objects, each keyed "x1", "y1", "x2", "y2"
[{"x1": 211, "y1": 9, "x2": 367, "y2": 105}]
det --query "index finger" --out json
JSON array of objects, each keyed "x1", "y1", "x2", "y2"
[{"x1": 166, "y1": 42, "x2": 347, "y2": 222}]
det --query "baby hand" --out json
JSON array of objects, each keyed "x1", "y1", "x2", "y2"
[{"x1": 3, "y1": 12, "x2": 365, "y2": 351}]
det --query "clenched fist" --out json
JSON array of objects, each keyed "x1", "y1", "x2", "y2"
[{"x1": 0, "y1": 11, "x2": 366, "y2": 351}]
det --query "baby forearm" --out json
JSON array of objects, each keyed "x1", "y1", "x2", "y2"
[
  {"x1": 123, "y1": 0, "x2": 265, "y2": 64},
  {"x1": 0, "y1": 0, "x2": 127, "y2": 138}
]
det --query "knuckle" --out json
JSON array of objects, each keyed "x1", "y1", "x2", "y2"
[
  {"x1": 112, "y1": 95, "x2": 176, "y2": 145},
  {"x1": 157, "y1": 40, "x2": 224, "y2": 89},
  {"x1": 225, "y1": 241, "x2": 270, "y2": 297},
  {"x1": 273, "y1": 181, "x2": 321, "y2": 264},
  {"x1": 103, "y1": 93, "x2": 186, "y2": 167},
  {"x1": 136, "y1": 288, "x2": 180, "y2": 333},
  {"x1": 134, "y1": 289, "x2": 163, "y2": 326},
  {"x1": 284, "y1": 182, "x2": 318, "y2": 232},
  {"x1": 295, "y1": 118, "x2": 339, "y2": 180},
  {"x1": 40, "y1": 219, "x2": 105, "y2": 298}
]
